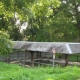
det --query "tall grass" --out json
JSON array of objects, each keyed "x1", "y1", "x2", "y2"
[{"x1": 0, "y1": 62, "x2": 80, "y2": 80}]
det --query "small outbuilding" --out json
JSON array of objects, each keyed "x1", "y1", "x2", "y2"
[{"x1": 12, "y1": 41, "x2": 80, "y2": 66}]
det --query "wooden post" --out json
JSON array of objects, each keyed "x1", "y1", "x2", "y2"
[
  {"x1": 52, "y1": 48, "x2": 56, "y2": 67},
  {"x1": 65, "y1": 54, "x2": 69, "y2": 66},
  {"x1": 17, "y1": 51, "x2": 20, "y2": 62},
  {"x1": 23, "y1": 51, "x2": 27, "y2": 67},
  {"x1": 7, "y1": 55, "x2": 10, "y2": 63},
  {"x1": 25, "y1": 50, "x2": 28, "y2": 60},
  {"x1": 30, "y1": 51, "x2": 34, "y2": 66}
]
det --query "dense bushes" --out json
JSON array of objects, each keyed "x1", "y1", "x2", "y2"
[{"x1": 0, "y1": 31, "x2": 12, "y2": 56}]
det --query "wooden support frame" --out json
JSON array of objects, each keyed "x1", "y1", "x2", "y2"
[{"x1": 65, "y1": 54, "x2": 69, "y2": 66}]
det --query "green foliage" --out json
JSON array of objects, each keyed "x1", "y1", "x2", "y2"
[
  {"x1": 60, "y1": 0, "x2": 80, "y2": 41},
  {"x1": 24, "y1": 0, "x2": 80, "y2": 42},
  {"x1": 8, "y1": 25, "x2": 23, "y2": 41},
  {"x1": 48, "y1": 11, "x2": 79, "y2": 41},
  {"x1": 0, "y1": 0, "x2": 80, "y2": 41},
  {"x1": 0, "y1": 0, "x2": 32, "y2": 40},
  {"x1": 0, "y1": 30, "x2": 12, "y2": 56},
  {"x1": 0, "y1": 62, "x2": 80, "y2": 80},
  {"x1": 24, "y1": 0, "x2": 61, "y2": 41}
]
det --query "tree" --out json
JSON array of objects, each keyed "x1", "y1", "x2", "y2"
[
  {"x1": 57, "y1": 0, "x2": 80, "y2": 41},
  {"x1": 24, "y1": 0, "x2": 80, "y2": 42},
  {"x1": 0, "y1": 0, "x2": 35, "y2": 40},
  {"x1": 0, "y1": 0, "x2": 80, "y2": 42},
  {"x1": 0, "y1": 30, "x2": 12, "y2": 56},
  {"x1": 46, "y1": 0, "x2": 79, "y2": 42},
  {"x1": 23, "y1": 0, "x2": 61, "y2": 41}
]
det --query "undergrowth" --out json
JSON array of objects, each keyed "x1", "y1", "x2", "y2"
[{"x1": 0, "y1": 62, "x2": 80, "y2": 80}]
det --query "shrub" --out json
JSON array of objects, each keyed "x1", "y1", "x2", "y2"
[{"x1": 0, "y1": 30, "x2": 12, "y2": 57}]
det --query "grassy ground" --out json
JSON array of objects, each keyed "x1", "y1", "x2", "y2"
[{"x1": 0, "y1": 62, "x2": 80, "y2": 80}]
